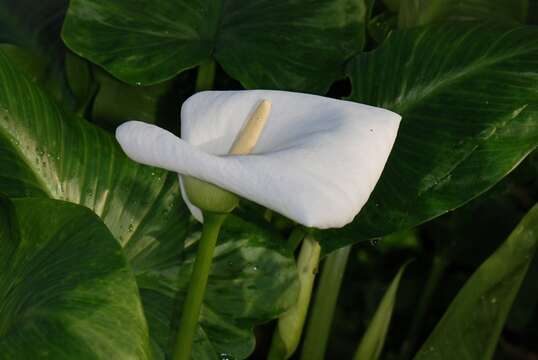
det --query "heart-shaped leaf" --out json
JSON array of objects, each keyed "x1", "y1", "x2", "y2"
[
  {"x1": 321, "y1": 24, "x2": 538, "y2": 252},
  {"x1": 61, "y1": 0, "x2": 367, "y2": 93},
  {"x1": 0, "y1": 50, "x2": 299, "y2": 359},
  {"x1": 0, "y1": 196, "x2": 151, "y2": 359},
  {"x1": 414, "y1": 203, "x2": 538, "y2": 360}
]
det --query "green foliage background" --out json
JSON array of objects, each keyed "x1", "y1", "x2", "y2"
[{"x1": 0, "y1": 0, "x2": 537, "y2": 359}]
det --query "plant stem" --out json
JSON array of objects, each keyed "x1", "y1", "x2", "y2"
[
  {"x1": 399, "y1": 248, "x2": 450, "y2": 360},
  {"x1": 300, "y1": 245, "x2": 352, "y2": 360},
  {"x1": 172, "y1": 212, "x2": 226, "y2": 360},
  {"x1": 288, "y1": 227, "x2": 306, "y2": 252},
  {"x1": 268, "y1": 235, "x2": 321, "y2": 360},
  {"x1": 195, "y1": 59, "x2": 216, "y2": 92}
]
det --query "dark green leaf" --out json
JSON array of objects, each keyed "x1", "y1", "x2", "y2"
[
  {"x1": 368, "y1": 12, "x2": 398, "y2": 44},
  {"x1": 0, "y1": 50, "x2": 299, "y2": 359},
  {"x1": 0, "y1": 0, "x2": 70, "y2": 104},
  {"x1": 414, "y1": 204, "x2": 538, "y2": 360},
  {"x1": 383, "y1": 0, "x2": 400, "y2": 12},
  {"x1": 0, "y1": 44, "x2": 49, "y2": 84},
  {"x1": 141, "y1": 216, "x2": 299, "y2": 360},
  {"x1": 354, "y1": 262, "x2": 407, "y2": 360},
  {"x1": 61, "y1": 0, "x2": 367, "y2": 93},
  {"x1": 321, "y1": 24, "x2": 538, "y2": 253},
  {"x1": 0, "y1": 196, "x2": 151, "y2": 359},
  {"x1": 91, "y1": 67, "x2": 173, "y2": 128},
  {"x1": 65, "y1": 50, "x2": 96, "y2": 114},
  {"x1": 399, "y1": 0, "x2": 528, "y2": 27}
]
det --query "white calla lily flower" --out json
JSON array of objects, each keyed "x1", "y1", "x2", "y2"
[{"x1": 116, "y1": 90, "x2": 401, "y2": 229}]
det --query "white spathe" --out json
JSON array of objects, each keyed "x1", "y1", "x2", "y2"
[{"x1": 116, "y1": 90, "x2": 401, "y2": 229}]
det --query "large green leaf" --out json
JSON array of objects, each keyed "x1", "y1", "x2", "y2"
[
  {"x1": 141, "y1": 216, "x2": 299, "y2": 359},
  {"x1": 321, "y1": 24, "x2": 538, "y2": 252},
  {"x1": 399, "y1": 0, "x2": 528, "y2": 28},
  {"x1": 0, "y1": 196, "x2": 151, "y2": 359},
  {"x1": 0, "y1": 50, "x2": 299, "y2": 359},
  {"x1": 61, "y1": 0, "x2": 367, "y2": 93},
  {"x1": 414, "y1": 203, "x2": 538, "y2": 360},
  {"x1": 354, "y1": 263, "x2": 407, "y2": 360}
]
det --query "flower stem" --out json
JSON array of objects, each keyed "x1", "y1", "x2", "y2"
[
  {"x1": 195, "y1": 59, "x2": 216, "y2": 92},
  {"x1": 268, "y1": 235, "x2": 321, "y2": 360},
  {"x1": 300, "y1": 245, "x2": 351, "y2": 360},
  {"x1": 172, "y1": 212, "x2": 226, "y2": 360}
]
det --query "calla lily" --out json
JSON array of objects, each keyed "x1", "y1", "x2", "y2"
[{"x1": 116, "y1": 90, "x2": 401, "y2": 229}]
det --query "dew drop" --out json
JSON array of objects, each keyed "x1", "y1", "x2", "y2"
[
  {"x1": 128, "y1": 224, "x2": 134, "y2": 232},
  {"x1": 491, "y1": 297, "x2": 497, "y2": 304},
  {"x1": 370, "y1": 239, "x2": 378, "y2": 247}
]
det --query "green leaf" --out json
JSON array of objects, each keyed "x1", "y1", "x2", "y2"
[
  {"x1": 0, "y1": 50, "x2": 299, "y2": 359},
  {"x1": 399, "y1": 0, "x2": 528, "y2": 28},
  {"x1": 0, "y1": 0, "x2": 71, "y2": 104},
  {"x1": 413, "y1": 203, "x2": 538, "y2": 360},
  {"x1": 65, "y1": 50, "x2": 96, "y2": 114},
  {"x1": 61, "y1": 0, "x2": 367, "y2": 93},
  {"x1": 0, "y1": 196, "x2": 151, "y2": 359},
  {"x1": 91, "y1": 67, "x2": 173, "y2": 128},
  {"x1": 368, "y1": 12, "x2": 398, "y2": 44},
  {"x1": 141, "y1": 216, "x2": 299, "y2": 359},
  {"x1": 383, "y1": 0, "x2": 400, "y2": 12},
  {"x1": 322, "y1": 24, "x2": 538, "y2": 252},
  {"x1": 354, "y1": 263, "x2": 408, "y2": 360},
  {"x1": 0, "y1": 44, "x2": 49, "y2": 84}
]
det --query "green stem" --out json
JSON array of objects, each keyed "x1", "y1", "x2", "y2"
[
  {"x1": 268, "y1": 235, "x2": 321, "y2": 360},
  {"x1": 172, "y1": 212, "x2": 226, "y2": 360},
  {"x1": 195, "y1": 59, "x2": 216, "y2": 92},
  {"x1": 399, "y1": 248, "x2": 450, "y2": 360},
  {"x1": 288, "y1": 227, "x2": 306, "y2": 252},
  {"x1": 300, "y1": 245, "x2": 351, "y2": 360}
]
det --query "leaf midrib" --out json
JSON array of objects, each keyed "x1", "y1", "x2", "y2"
[{"x1": 385, "y1": 28, "x2": 537, "y2": 113}]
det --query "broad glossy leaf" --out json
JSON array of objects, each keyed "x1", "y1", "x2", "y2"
[
  {"x1": 0, "y1": 50, "x2": 299, "y2": 359},
  {"x1": 354, "y1": 263, "x2": 407, "y2": 360},
  {"x1": 399, "y1": 0, "x2": 528, "y2": 27},
  {"x1": 61, "y1": 0, "x2": 367, "y2": 93},
  {"x1": 141, "y1": 216, "x2": 299, "y2": 360},
  {"x1": 0, "y1": 196, "x2": 151, "y2": 359},
  {"x1": 322, "y1": 24, "x2": 538, "y2": 252},
  {"x1": 414, "y1": 204, "x2": 538, "y2": 360}
]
